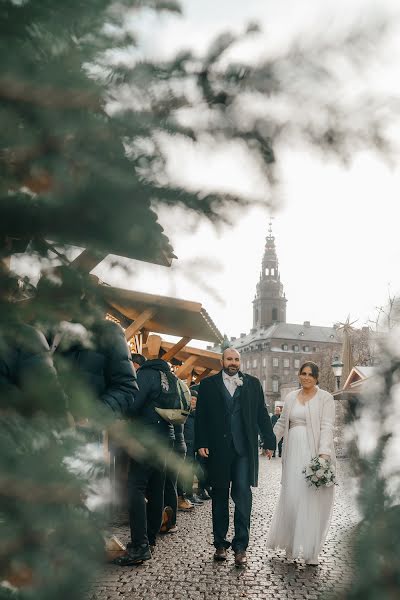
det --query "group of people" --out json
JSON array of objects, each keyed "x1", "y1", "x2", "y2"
[
  {"x1": 1, "y1": 264, "x2": 336, "y2": 571},
  {"x1": 119, "y1": 352, "x2": 212, "y2": 565}
]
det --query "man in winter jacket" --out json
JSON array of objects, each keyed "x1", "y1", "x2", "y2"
[
  {"x1": 34, "y1": 267, "x2": 138, "y2": 421},
  {"x1": 0, "y1": 266, "x2": 66, "y2": 417},
  {"x1": 117, "y1": 357, "x2": 175, "y2": 566}
]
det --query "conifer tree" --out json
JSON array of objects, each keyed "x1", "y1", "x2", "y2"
[{"x1": 0, "y1": 1, "x2": 396, "y2": 598}]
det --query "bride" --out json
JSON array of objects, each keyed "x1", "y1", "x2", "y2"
[{"x1": 266, "y1": 361, "x2": 335, "y2": 565}]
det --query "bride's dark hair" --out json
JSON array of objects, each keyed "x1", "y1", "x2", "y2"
[{"x1": 298, "y1": 361, "x2": 319, "y2": 384}]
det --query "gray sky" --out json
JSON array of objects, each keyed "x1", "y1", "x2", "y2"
[{"x1": 97, "y1": 0, "x2": 400, "y2": 343}]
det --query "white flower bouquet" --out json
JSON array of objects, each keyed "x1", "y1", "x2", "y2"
[{"x1": 302, "y1": 456, "x2": 337, "y2": 489}]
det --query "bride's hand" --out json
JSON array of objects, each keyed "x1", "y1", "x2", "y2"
[{"x1": 319, "y1": 454, "x2": 329, "y2": 460}]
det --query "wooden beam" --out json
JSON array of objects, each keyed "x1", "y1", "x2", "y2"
[
  {"x1": 146, "y1": 334, "x2": 162, "y2": 359},
  {"x1": 195, "y1": 368, "x2": 212, "y2": 383},
  {"x1": 71, "y1": 249, "x2": 108, "y2": 272},
  {"x1": 162, "y1": 337, "x2": 191, "y2": 362},
  {"x1": 141, "y1": 329, "x2": 150, "y2": 344},
  {"x1": 125, "y1": 309, "x2": 155, "y2": 342},
  {"x1": 175, "y1": 355, "x2": 198, "y2": 379}
]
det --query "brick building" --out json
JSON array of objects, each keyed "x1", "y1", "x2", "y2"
[{"x1": 227, "y1": 223, "x2": 341, "y2": 409}]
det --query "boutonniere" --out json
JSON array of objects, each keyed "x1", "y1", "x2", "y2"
[{"x1": 235, "y1": 377, "x2": 244, "y2": 387}]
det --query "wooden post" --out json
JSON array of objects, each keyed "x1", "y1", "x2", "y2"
[
  {"x1": 1, "y1": 256, "x2": 11, "y2": 271},
  {"x1": 175, "y1": 355, "x2": 198, "y2": 379},
  {"x1": 162, "y1": 337, "x2": 191, "y2": 362},
  {"x1": 146, "y1": 334, "x2": 162, "y2": 359},
  {"x1": 124, "y1": 309, "x2": 155, "y2": 342},
  {"x1": 71, "y1": 249, "x2": 107, "y2": 272},
  {"x1": 195, "y1": 368, "x2": 212, "y2": 383}
]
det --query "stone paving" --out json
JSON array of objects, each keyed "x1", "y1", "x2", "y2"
[{"x1": 91, "y1": 458, "x2": 359, "y2": 600}]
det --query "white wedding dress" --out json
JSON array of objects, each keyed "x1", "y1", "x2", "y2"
[{"x1": 266, "y1": 399, "x2": 334, "y2": 561}]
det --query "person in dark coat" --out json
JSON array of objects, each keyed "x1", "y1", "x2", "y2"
[
  {"x1": 0, "y1": 266, "x2": 66, "y2": 417},
  {"x1": 119, "y1": 358, "x2": 175, "y2": 565},
  {"x1": 0, "y1": 322, "x2": 67, "y2": 417},
  {"x1": 195, "y1": 347, "x2": 275, "y2": 567},
  {"x1": 161, "y1": 423, "x2": 188, "y2": 533},
  {"x1": 34, "y1": 266, "x2": 138, "y2": 420},
  {"x1": 271, "y1": 406, "x2": 283, "y2": 457},
  {"x1": 51, "y1": 319, "x2": 137, "y2": 419},
  {"x1": 182, "y1": 389, "x2": 207, "y2": 504}
]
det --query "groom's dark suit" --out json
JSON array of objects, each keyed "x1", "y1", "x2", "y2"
[{"x1": 195, "y1": 370, "x2": 275, "y2": 551}]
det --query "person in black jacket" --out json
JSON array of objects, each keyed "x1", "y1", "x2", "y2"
[
  {"x1": 161, "y1": 423, "x2": 188, "y2": 534},
  {"x1": 0, "y1": 321, "x2": 67, "y2": 417},
  {"x1": 118, "y1": 357, "x2": 175, "y2": 566},
  {"x1": 34, "y1": 267, "x2": 138, "y2": 421},
  {"x1": 181, "y1": 389, "x2": 207, "y2": 505},
  {"x1": 0, "y1": 267, "x2": 66, "y2": 417}
]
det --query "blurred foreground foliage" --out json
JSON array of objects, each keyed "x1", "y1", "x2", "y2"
[
  {"x1": 335, "y1": 338, "x2": 400, "y2": 600},
  {"x1": 0, "y1": 0, "x2": 398, "y2": 598}
]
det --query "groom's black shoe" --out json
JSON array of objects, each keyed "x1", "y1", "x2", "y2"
[
  {"x1": 234, "y1": 550, "x2": 247, "y2": 568},
  {"x1": 213, "y1": 547, "x2": 227, "y2": 561}
]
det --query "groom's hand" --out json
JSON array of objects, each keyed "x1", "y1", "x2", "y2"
[
  {"x1": 198, "y1": 448, "x2": 209, "y2": 458},
  {"x1": 263, "y1": 449, "x2": 273, "y2": 460}
]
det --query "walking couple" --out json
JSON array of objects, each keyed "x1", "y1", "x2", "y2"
[{"x1": 195, "y1": 349, "x2": 336, "y2": 567}]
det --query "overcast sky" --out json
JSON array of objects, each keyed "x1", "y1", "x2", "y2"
[{"x1": 95, "y1": 0, "x2": 400, "y2": 344}]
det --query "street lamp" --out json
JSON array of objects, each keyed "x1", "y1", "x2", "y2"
[{"x1": 331, "y1": 356, "x2": 344, "y2": 391}]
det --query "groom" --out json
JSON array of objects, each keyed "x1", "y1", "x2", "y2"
[{"x1": 195, "y1": 348, "x2": 275, "y2": 567}]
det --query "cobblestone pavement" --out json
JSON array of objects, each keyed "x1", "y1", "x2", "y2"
[{"x1": 91, "y1": 458, "x2": 359, "y2": 600}]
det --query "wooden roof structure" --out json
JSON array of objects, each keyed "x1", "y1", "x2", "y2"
[
  {"x1": 157, "y1": 338, "x2": 221, "y2": 381},
  {"x1": 100, "y1": 284, "x2": 223, "y2": 383},
  {"x1": 102, "y1": 285, "x2": 223, "y2": 345},
  {"x1": 333, "y1": 365, "x2": 376, "y2": 397}
]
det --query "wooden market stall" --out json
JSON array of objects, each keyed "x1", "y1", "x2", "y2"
[{"x1": 99, "y1": 284, "x2": 223, "y2": 381}]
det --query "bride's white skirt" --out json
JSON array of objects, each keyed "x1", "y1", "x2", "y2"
[{"x1": 266, "y1": 426, "x2": 334, "y2": 560}]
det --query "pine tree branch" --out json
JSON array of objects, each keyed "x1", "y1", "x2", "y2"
[
  {"x1": 0, "y1": 477, "x2": 82, "y2": 504},
  {"x1": 0, "y1": 78, "x2": 101, "y2": 111}
]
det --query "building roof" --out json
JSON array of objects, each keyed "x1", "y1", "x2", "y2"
[
  {"x1": 355, "y1": 366, "x2": 375, "y2": 378},
  {"x1": 230, "y1": 322, "x2": 340, "y2": 349},
  {"x1": 102, "y1": 285, "x2": 223, "y2": 344},
  {"x1": 341, "y1": 365, "x2": 376, "y2": 391}
]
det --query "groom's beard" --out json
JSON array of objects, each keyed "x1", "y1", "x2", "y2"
[{"x1": 223, "y1": 366, "x2": 239, "y2": 376}]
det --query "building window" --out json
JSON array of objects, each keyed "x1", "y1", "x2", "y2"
[
  {"x1": 247, "y1": 360, "x2": 250, "y2": 369},
  {"x1": 272, "y1": 307, "x2": 278, "y2": 321},
  {"x1": 283, "y1": 358, "x2": 290, "y2": 368},
  {"x1": 303, "y1": 345, "x2": 309, "y2": 352},
  {"x1": 271, "y1": 268, "x2": 275, "y2": 276},
  {"x1": 273, "y1": 357, "x2": 279, "y2": 367},
  {"x1": 313, "y1": 346, "x2": 319, "y2": 352},
  {"x1": 262, "y1": 357, "x2": 266, "y2": 367},
  {"x1": 252, "y1": 359, "x2": 257, "y2": 368},
  {"x1": 272, "y1": 378, "x2": 279, "y2": 393},
  {"x1": 262, "y1": 379, "x2": 266, "y2": 391},
  {"x1": 293, "y1": 344, "x2": 299, "y2": 352},
  {"x1": 281, "y1": 344, "x2": 288, "y2": 351},
  {"x1": 294, "y1": 359, "x2": 300, "y2": 369},
  {"x1": 265, "y1": 267, "x2": 269, "y2": 276}
]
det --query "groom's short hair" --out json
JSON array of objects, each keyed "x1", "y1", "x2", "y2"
[{"x1": 222, "y1": 347, "x2": 239, "y2": 359}]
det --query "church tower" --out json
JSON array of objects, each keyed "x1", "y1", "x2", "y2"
[{"x1": 253, "y1": 221, "x2": 287, "y2": 328}]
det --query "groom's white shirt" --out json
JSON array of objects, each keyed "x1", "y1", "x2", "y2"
[{"x1": 222, "y1": 371, "x2": 239, "y2": 396}]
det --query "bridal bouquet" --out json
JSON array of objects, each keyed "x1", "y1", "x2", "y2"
[{"x1": 302, "y1": 456, "x2": 337, "y2": 489}]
